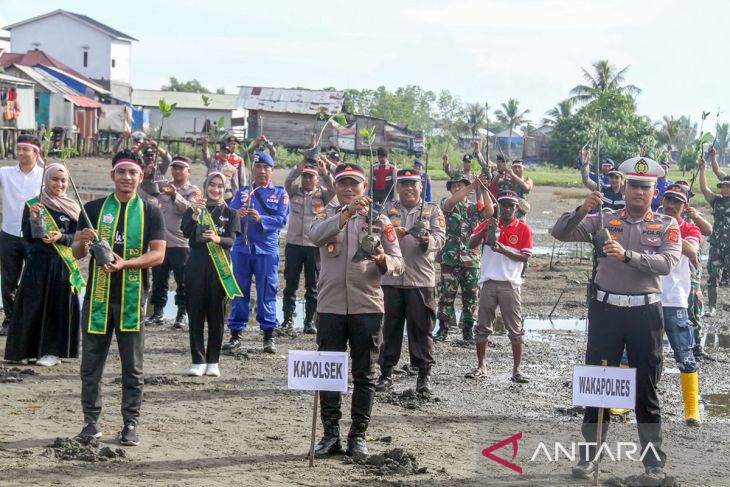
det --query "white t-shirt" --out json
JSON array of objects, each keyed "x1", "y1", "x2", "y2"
[{"x1": 0, "y1": 164, "x2": 44, "y2": 237}]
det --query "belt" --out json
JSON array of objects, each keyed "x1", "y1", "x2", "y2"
[{"x1": 595, "y1": 290, "x2": 660, "y2": 308}]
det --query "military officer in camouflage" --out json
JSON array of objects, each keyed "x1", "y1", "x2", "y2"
[
  {"x1": 434, "y1": 172, "x2": 492, "y2": 341},
  {"x1": 376, "y1": 169, "x2": 446, "y2": 394},
  {"x1": 699, "y1": 157, "x2": 730, "y2": 316}
]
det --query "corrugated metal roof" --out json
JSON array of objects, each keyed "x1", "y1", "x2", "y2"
[
  {"x1": 0, "y1": 71, "x2": 34, "y2": 86},
  {"x1": 131, "y1": 90, "x2": 237, "y2": 110},
  {"x1": 65, "y1": 94, "x2": 101, "y2": 108},
  {"x1": 10, "y1": 65, "x2": 77, "y2": 94},
  {"x1": 236, "y1": 86, "x2": 343, "y2": 115},
  {"x1": 0, "y1": 49, "x2": 105, "y2": 90}
]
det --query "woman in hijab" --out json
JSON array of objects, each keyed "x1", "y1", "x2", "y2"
[
  {"x1": 5, "y1": 164, "x2": 83, "y2": 366},
  {"x1": 181, "y1": 172, "x2": 241, "y2": 377}
]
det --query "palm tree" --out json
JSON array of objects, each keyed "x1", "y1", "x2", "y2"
[
  {"x1": 656, "y1": 115, "x2": 680, "y2": 147},
  {"x1": 716, "y1": 122, "x2": 730, "y2": 164},
  {"x1": 542, "y1": 99, "x2": 574, "y2": 126},
  {"x1": 570, "y1": 60, "x2": 642, "y2": 106},
  {"x1": 495, "y1": 98, "x2": 530, "y2": 158},
  {"x1": 465, "y1": 102, "x2": 486, "y2": 139}
]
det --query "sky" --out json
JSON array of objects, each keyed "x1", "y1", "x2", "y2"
[{"x1": 2, "y1": 0, "x2": 729, "y2": 126}]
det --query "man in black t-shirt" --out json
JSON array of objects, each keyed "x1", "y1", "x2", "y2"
[{"x1": 72, "y1": 150, "x2": 166, "y2": 446}]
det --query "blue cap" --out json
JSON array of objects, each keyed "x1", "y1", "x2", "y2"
[
  {"x1": 253, "y1": 151, "x2": 274, "y2": 167},
  {"x1": 413, "y1": 158, "x2": 424, "y2": 166}
]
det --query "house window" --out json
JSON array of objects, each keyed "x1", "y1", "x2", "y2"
[
  {"x1": 83, "y1": 51, "x2": 88, "y2": 67},
  {"x1": 112, "y1": 59, "x2": 116, "y2": 68}
]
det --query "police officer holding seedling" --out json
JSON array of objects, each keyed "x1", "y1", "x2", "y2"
[
  {"x1": 551, "y1": 156, "x2": 681, "y2": 482},
  {"x1": 376, "y1": 169, "x2": 445, "y2": 394},
  {"x1": 310, "y1": 163, "x2": 404, "y2": 457}
]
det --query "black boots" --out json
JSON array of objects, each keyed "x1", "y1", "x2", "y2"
[
  {"x1": 146, "y1": 307, "x2": 164, "y2": 325},
  {"x1": 314, "y1": 420, "x2": 343, "y2": 457},
  {"x1": 263, "y1": 329, "x2": 276, "y2": 353},
  {"x1": 462, "y1": 323, "x2": 474, "y2": 341},
  {"x1": 173, "y1": 306, "x2": 187, "y2": 329},
  {"x1": 281, "y1": 313, "x2": 294, "y2": 331},
  {"x1": 222, "y1": 329, "x2": 242, "y2": 351},
  {"x1": 303, "y1": 311, "x2": 317, "y2": 335},
  {"x1": 433, "y1": 320, "x2": 448, "y2": 341},
  {"x1": 416, "y1": 368, "x2": 432, "y2": 394},
  {"x1": 347, "y1": 421, "x2": 369, "y2": 456},
  {"x1": 375, "y1": 367, "x2": 393, "y2": 392}
]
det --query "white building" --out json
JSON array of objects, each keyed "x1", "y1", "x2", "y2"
[{"x1": 4, "y1": 9, "x2": 137, "y2": 100}]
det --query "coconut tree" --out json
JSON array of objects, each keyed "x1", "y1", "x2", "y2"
[
  {"x1": 542, "y1": 99, "x2": 574, "y2": 126},
  {"x1": 465, "y1": 102, "x2": 486, "y2": 139},
  {"x1": 495, "y1": 98, "x2": 530, "y2": 158},
  {"x1": 569, "y1": 60, "x2": 642, "y2": 106},
  {"x1": 656, "y1": 115, "x2": 680, "y2": 147}
]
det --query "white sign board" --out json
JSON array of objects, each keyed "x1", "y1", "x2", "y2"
[
  {"x1": 288, "y1": 350, "x2": 349, "y2": 393},
  {"x1": 572, "y1": 365, "x2": 636, "y2": 409}
]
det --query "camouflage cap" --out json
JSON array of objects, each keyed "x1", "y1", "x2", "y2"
[{"x1": 446, "y1": 171, "x2": 471, "y2": 191}]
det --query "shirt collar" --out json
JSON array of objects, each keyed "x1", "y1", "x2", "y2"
[
  {"x1": 499, "y1": 217, "x2": 519, "y2": 230},
  {"x1": 619, "y1": 208, "x2": 653, "y2": 222}
]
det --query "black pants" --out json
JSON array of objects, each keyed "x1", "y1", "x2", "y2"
[
  {"x1": 380, "y1": 286, "x2": 436, "y2": 370},
  {"x1": 581, "y1": 298, "x2": 666, "y2": 468},
  {"x1": 150, "y1": 247, "x2": 189, "y2": 310},
  {"x1": 282, "y1": 244, "x2": 319, "y2": 320},
  {"x1": 186, "y1": 252, "x2": 227, "y2": 364},
  {"x1": 80, "y1": 301, "x2": 145, "y2": 426},
  {"x1": 317, "y1": 312, "x2": 382, "y2": 433},
  {"x1": 0, "y1": 232, "x2": 28, "y2": 326}
]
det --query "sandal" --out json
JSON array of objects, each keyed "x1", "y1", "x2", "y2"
[
  {"x1": 511, "y1": 372, "x2": 530, "y2": 383},
  {"x1": 465, "y1": 368, "x2": 487, "y2": 379}
]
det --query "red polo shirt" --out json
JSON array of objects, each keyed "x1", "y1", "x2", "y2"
[{"x1": 472, "y1": 217, "x2": 533, "y2": 287}]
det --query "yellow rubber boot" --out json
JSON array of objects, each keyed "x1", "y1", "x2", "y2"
[
  {"x1": 610, "y1": 363, "x2": 632, "y2": 416},
  {"x1": 680, "y1": 371, "x2": 701, "y2": 426}
]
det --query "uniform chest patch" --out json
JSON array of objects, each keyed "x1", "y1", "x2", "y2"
[
  {"x1": 384, "y1": 224, "x2": 396, "y2": 243},
  {"x1": 667, "y1": 225, "x2": 680, "y2": 242},
  {"x1": 508, "y1": 234, "x2": 518, "y2": 245},
  {"x1": 609, "y1": 219, "x2": 622, "y2": 226}
]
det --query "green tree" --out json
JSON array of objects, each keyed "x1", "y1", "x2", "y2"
[
  {"x1": 542, "y1": 99, "x2": 574, "y2": 126},
  {"x1": 162, "y1": 77, "x2": 225, "y2": 94},
  {"x1": 465, "y1": 102, "x2": 486, "y2": 139},
  {"x1": 655, "y1": 115, "x2": 680, "y2": 147},
  {"x1": 569, "y1": 60, "x2": 641, "y2": 106},
  {"x1": 548, "y1": 93, "x2": 655, "y2": 166},
  {"x1": 495, "y1": 98, "x2": 530, "y2": 158}
]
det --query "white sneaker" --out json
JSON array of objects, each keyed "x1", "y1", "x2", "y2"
[
  {"x1": 205, "y1": 363, "x2": 220, "y2": 377},
  {"x1": 187, "y1": 364, "x2": 206, "y2": 376},
  {"x1": 37, "y1": 355, "x2": 60, "y2": 367}
]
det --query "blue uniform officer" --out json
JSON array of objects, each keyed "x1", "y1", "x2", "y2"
[
  {"x1": 225, "y1": 151, "x2": 290, "y2": 353},
  {"x1": 413, "y1": 159, "x2": 432, "y2": 202}
]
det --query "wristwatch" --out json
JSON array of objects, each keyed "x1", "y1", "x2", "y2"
[
  {"x1": 341, "y1": 207, "x2": 353, "y2": 219},
  {"x1": 622, "y1": 251, "x2": 631, "y2": 263}
]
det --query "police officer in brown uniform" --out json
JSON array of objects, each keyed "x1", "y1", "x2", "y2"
[
  {"x1": 281, "y1": 159, "x2": 335, "y2": 334},
  {"x1": 551, "y1": 157, "x2": 681, "y2": 482},
  {"x1": 376, "y1": 169, "x2": 446, "y2": 394},
  {"x1": 310, "y1": 163, "x2": 405, "y2": 457}
]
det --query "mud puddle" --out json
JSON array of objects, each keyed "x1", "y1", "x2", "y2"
[{"x1": 0, "y1": 366, "x2": 37, "y2": 383}]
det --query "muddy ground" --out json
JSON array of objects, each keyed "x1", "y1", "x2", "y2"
[{"x1": 0, "y1": 159, "x2": 729, "y2": 486}]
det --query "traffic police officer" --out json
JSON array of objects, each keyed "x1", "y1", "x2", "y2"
[
  {"x1": 551, "y1": 156, "x2": 681, "y2": 482},
  {"x1": 376, "y1": 169, "x2": 445, "y2": 394},
  {"x1": 281, "y1": 159, "x2": 335, "y2": 334},
  {"x1": 310, "y1": 163, "x2": 404, "y2": 457},
  {"x1": 224, "y1": 152, "x2": 290, "y2": 353}
]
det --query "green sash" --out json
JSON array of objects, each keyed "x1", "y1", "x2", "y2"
[
  {"x1": 88, "y1": 194, "x2": 144, "y2": 334},
  {"x1": 201, "y1": 207, "x2": 243, "y2": 299},
  {"x1": 26, "y1": 197, "x2": 86, "y2": 294}
]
